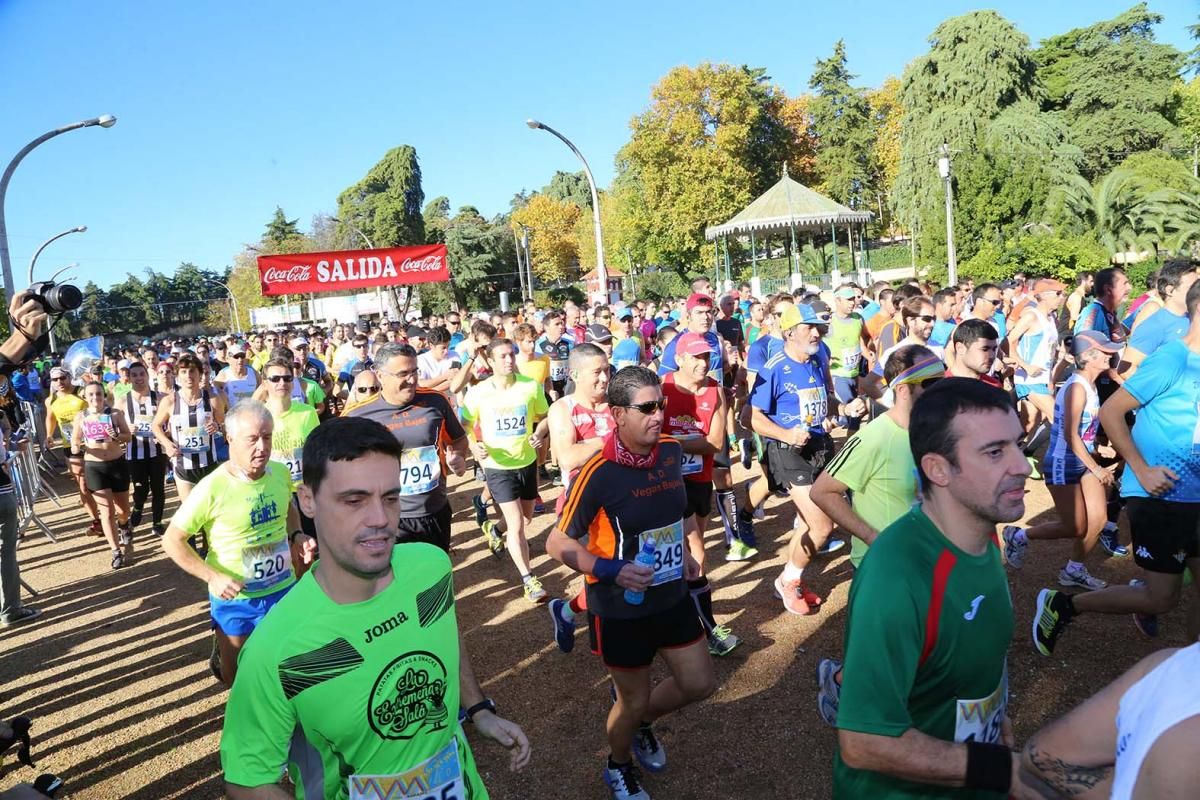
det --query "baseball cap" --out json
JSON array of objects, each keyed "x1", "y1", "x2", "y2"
[
  {"x1": 685, "y1": 293, "x2": 714, "y2": 312},
  {"x1": 1033, "y1": 278, "x2": 1066, "y2": 294},
  {"x1": 49, "y1": 367, "x2": 67, "y2": 379},
  {"x1": 290, "y1": 336, "x2": 309, "y2": 348},
  {"x1": 778, "y1": 303, "x2": 831, "y2": 330},
  {"x1": 406, "y1": 325, "x2": 427, "y2": 339},
  {"x1": 675, "y1": 332, "x2": 714, "y2": 357},
  {"x1": 1071, "y1": 330, "x2": 1122, "y2": 358},
  {"x1": 228, "y1": 343, "x2": 246, "y2": 355},
  {"x1": 117, "y1": 359, "x2": 131, "y2": 370},
  {"x1": 616, "y1": 308, "x2": 634, "y2": 321},
  {"x1": 585, "y1": 324, "x2": 613, "y2": 343},
  {"x1": 834, "y1": 285, "x2": 859, "y2": 299},
  {"x1": 806, "y1": 299, "x2": 832, "y2": 321}
]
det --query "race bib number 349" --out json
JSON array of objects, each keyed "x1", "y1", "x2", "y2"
[{"x1": 641, "y1": 520, "x2": 686, "y2": 586}]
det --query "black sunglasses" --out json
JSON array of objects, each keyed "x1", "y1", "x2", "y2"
[
  {"x1": 356, "y1": 386, "x2": 380, "y2": 394},
  {"x1": 620, "y1": 399, "x2": 666, "y2": 415},
  {"x1": 266, "y1": 375, "x2": 294, "y2": 383},
  {"x1": 986, "y1": 298, "x2": 1002, "y2": 306},
  {"x1": 916, "y1": 315, "x2": 936, "y2": 323}
]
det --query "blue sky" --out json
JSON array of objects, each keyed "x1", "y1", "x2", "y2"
[{"x1": 0, "y1": 1, "x2": 1194, "y2": 291}]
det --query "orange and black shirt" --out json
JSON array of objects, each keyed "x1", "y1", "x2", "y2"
[{"x1": 559, "y1": 435, "x2": 688, "y2": 620}]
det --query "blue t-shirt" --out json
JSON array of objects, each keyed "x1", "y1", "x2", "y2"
[
  {"x1": 860, "y1": 301, "x2": 881, "y2": 323},
  {"x1": 929, "y1": 319, "x2": 956, "y2": 348},
  {"x1": 746, "y1": 333, "x2": 784, "y2": 376},
  {"x1": 612, "y1": 337, "x2": 642, "y2": 371},
  {"x1": 448, "y1": 332, "x2": 466, "y2": 348},
  {"x1": 990, "y1": 312, "x2": 1007, "y2": 339},
  {"x1": 1074, "y1": 301, "x2": 1119, "y2": 338},
  {"x1": 1119, "y1": 340, "x2": 1200, "y2": 503},
  {"x1": 1129, "y1": 308, "x2": 1187, "y2": 358},
  {"x1": 658, "y1": 330, "x2": 723, "y2": 381},
  {"x1": 749, "y1": 351, "x2": 830, "y2": 436}
]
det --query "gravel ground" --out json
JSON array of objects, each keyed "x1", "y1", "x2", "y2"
[{"x1": 1, "y1": 461, "x2": 1191, "y2": 799}]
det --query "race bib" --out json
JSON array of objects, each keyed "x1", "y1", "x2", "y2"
[
  {"x1": 400, "y1": 445, "x2": 441, "y2": 496},
  {"x1": 797, "y1": 388, "x2": 828, "y2": 426},
  {"x1": 82, "y1": 416, "x2": 113, "y2": 443},
  {"x1": 60, "y1": 422, "x2": 74, "y2": 446},
  {"x1": 273, "y1": 447, "x2": 304, "y2": 483},
  {"x1": 178, "y1": 425, "x2": 209, "y2": 454},
  {"x1": 350, "y1": 739, "x2": 463, "y2": 800},
  {"x1": 640, "y1": 520, "x2": 686, "y2": 586},
  {"x1": 240, "y1": 538, "x2": 291, "y2": 593},
  {"x1": 550, "y1": 359, "x2": 568, "y2": 382},
  {"x1": 490, "y1": 404, "x2": 527, "y2": 439},
  {"x1": 841, "y1": 348, "x2": 861, "y2": 372},
  {"x1": 133, "y1": 414, "x2": 154, "y2": 439},
  {"x1": 680, "y1": 451, "x2": 703, "y2": 476},
  {"x1": 954, "y1": 672, "x2": 1007, "y2": 745}
]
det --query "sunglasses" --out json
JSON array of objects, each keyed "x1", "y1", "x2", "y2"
[
  {"x1": 599, "y1": 315, "x2": 612, "y2": 321},
  {"x1": 356, "y1": 386, "x2": 381, "y2": 394},
  {"x1": 986, "y1": 298, "x2": 1003, "y2": 306},
  {"x1": 916, "y1": 315, "x2": 936, "y2": 323},
  {"x1": 620, "y1": 399, "x2": 666, "y2": 415},
  {"x1": 230, "y1": 353, "x2": 245, "y2": 359},
  {"x1": 266, "y1": 375, "x2": 294, "y2": 383}
]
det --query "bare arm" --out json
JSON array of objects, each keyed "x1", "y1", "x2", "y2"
[
  {"x1": 162, "y1": 521, "x2": 225, "y2": 585},
  {"x1": 151, "y1": 394, "x2": 178, "y2": 455},
  {"x1": 548, "y1": 400, "x2": 602, "y2": 475},
  {"x1": 1099, "y1": 388, "x2": 1164, "y2": 489},
  {"x1": 839, "y1": 728, "x2": 968, "y2": 788},
  {"x1": 811, "y1": 471, "x2": 878, "y2": 546},
  {"x1": 682, "y1": 388, "x2": 725, "y2": 455},
  {"x1": 750, "y1": 405, "x2": 805, "y2": 447},
  {"x1": 1062, "y1": 383, "x2": 1104, "y2": 473}
]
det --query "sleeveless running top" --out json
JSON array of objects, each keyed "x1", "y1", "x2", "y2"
[
  {"x1": 170, "y1": 390, "x2": 217, "y2": 470},
  {"x1": 125, "y1": 390, "x2": 161, "y2": 460},
  {"x1": 553, "y1": 396, "x2": 614, "y2": 515},
  {"x1": 218, "y1": 366, "x2": 258, "y2": 406},
  {"x1": 1112, "y1": 643, "x2": 1200, "y2": 799},
  {"x1": 1046, "y1": 373, "x2": 1099, "y2": 460},
  {"x1": 1014, "y1": 307, "x2": 1059, "y2": 385},
  {"x1": 661, "y1": 372, "x2": 721, "y2": 483}
]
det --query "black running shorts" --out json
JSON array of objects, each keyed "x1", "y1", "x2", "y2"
[
  {"x1": 176, "y1": 462, "x2": 218, "y2": 485},
  {"x1": 683, "y1": 480, "x2": 713, "y2": 519},
  {"x1": 84, "y1": 458, "x2": 130, "y2": 493},
  {"x1": 483, "y1": 462, "x2": 538, "y2": 504},
  {"x1": 765, "y1": 435, "x2": 834, "y2": 489},
  {"x1": 1127, "y1": 497, "x2": 1200, "y2": 575},
  {"x1": 587, "y1": 594, "x2": 703, "y2": 670},
  {"x1": 396, "y1": 504, "x2": 453, "y2": 553}
]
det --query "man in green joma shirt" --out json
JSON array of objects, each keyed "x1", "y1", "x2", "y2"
[
  {"x1": 222, "y1": 416, "x2": 530, "y2": 800},
  {"x1": 835, "y1": 378, "x2": 1044, "y2": 799}
]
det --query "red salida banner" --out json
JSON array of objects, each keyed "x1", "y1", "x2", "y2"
[{"x1": 257, "y1": 244, "x2": 450, "y2": 296}]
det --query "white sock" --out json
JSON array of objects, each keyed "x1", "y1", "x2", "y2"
[
  {"x1": 781, "y1": 562, "x2": 803, "y2": 582},
  {"x1": 1016, "y1": 528, "x2": 1029, "y2": 545},
  {"x1": 1065, "y1": 560, "x2": 1083, "y2": 573}
]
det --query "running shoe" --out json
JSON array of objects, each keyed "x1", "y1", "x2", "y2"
[
  {"x1": 538, "y1": 465, "x2": 551, "y2": 481},
  {"x1": 1058, "y1": 565, "x2": 1107, "y2": 590},
  {"x1": 0, "y1": 607, "x2": 42, "y2": 628},
  {"x1": 523, "y1": 575, "x2": 548, "y2": 604},
  {"x1": 725, "y1": 539, "x2": 758, "y2": 562},
  {"x1": 87, "y1": 518, "x2": 103, "y2": 537},
  {"x1": 753, "y1": 503, "x2": 765, "y2": 520},
  {"x1": 151, "y1": 524, "x2": 166, "y2": 538},
  {"x1": 472, "y1": 494, "x2": 488, "y2": 527},
  {"x1": 1130, "y1": 579, "x2": 1158, "y2": 638},
  {"x1": 632, "y1": 724, "x2": 667, "y2": 772},
  {"x1": 816, "y1": 658, "x2": 841, "y2": 727},
  {"x1": 1032, "y1": 588, "x2": 1072, "y2": 656},
  {"x1": 548, "y1": 598, "x2": 575, "y2": 653},
  {"x1": 482, "y1": 520, "x2": 504, "y2": 557},
  {"x1": 739, "y1": 438, "x2": 754, "y2": 470},
  {"x1": 773, "y1": 576, "x2": 816, "y2": 615},
  {"x1": 706, "y1": 624, "x2": 741, "y2": 656},
  {"x1": 603, "y1": 761, "x2": 650, "y2": 800},
  {"x1": 533, "y1": 495, "x2": 545, "y2": 514},
  {"x1": 817, "y1": 538, "x2": 845, "y2": 556},
  {"x1": 735, "y1": 507, "x2": 758, "y2": 550},
  {"x1": 118, "y1": 521, "x2": 133, "y2": 548},
  {"x1": 1100, "y1": 522, "x2": 1128, "y2": 557},
  {"x1": 111, "y1": 549, "x2": 126, "y2": 570},
  {"x1": 1001, "y1": 525, "x2": 1028, "y2": 569}
]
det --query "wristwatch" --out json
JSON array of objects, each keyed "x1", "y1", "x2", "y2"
[{"x1": 464, "y1": 698, "x2": 496, "y2": 723}]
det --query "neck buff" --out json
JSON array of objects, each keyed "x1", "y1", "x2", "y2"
[
  {"x1": 888, "y1": 355, "x2": 946, "y2": 388},
  {"x1": 603, "y1": 431, "x2": 659, "y2": 469}
]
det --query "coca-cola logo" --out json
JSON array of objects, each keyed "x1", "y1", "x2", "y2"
[
  {"x1": 263, "y1": 265, "x2": 312, "y2": 283},
  {"x1": 399, "y1": 256, "x2": 443, "y2": 273}
]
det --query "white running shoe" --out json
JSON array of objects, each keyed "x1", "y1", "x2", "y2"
[
  {"x1": 1002, "y1": 525, "x2": 1027, "y2": 569},
  {"x1": 1058, "y1": 565, "x2": 1107, "y2": 590}
]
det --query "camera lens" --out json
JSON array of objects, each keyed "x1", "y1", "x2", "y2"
[{"x1": 35, "y1": 283, "x2": 83, "y2": 313}]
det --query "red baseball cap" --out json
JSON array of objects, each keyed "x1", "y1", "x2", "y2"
[
  {"x1": 686, "y1": 293, "x2": 714, "y2": 312},
  {"x1": 675, "y1": 332, "x2": 714, "y2": 356}
]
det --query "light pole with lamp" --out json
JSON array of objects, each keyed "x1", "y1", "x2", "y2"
[
  {"x1": 28, "y1": 225, "x2": 87, "y2": 352},
  {"x1": 207, "y1": 279, "x2": 242, "y2": 335},
  {"x1": 938, "y1": 141, "x2": 958, "y2": 286},
  {"x1": 525, "y1": 119, "x2": 607, "y2": 300},
  {"x1": 0, "y1": 115, "x2": 116, "y2": 301}
]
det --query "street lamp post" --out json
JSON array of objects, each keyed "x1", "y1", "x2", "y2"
[
  {"x1": 0, "y1": 115, "x2": 116, "y2": 300},
  {"x1": 208, "y1": 280, "x2": 241, "y2": 335},
  {"x1": 28, "y1": 225, "x2": 86, "y2": 285},
  {"x1": 526, "y1": 119, "x2": 607, "y2": 299},
  {"x1": 332, "y1": 215, "x2": 394, "y2": 319},
  {"x1": 937, "y1": 141, "x2": 957, "y2": 286}
]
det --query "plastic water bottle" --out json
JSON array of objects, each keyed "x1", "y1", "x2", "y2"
[{"x1": 624, "y1": 540, "x2": 658, "y2": 606}]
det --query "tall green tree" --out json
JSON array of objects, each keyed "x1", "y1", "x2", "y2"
[
  {"x1": 336, "y1": 145, "x2": 426, "y2": 249},
  {"x1": 808, "y1": 41, "x2": 874, "y2": 208},
  {"x1": 542, "y1": 171, "x2": 592, "y2": 209},
  {"x1": 263, "y1": 207, "x2": 301, "y2": 249},
  {"x1": 423, "y1": 196, "x2": 451, "y2": 244},
  {"x1": 1036, "y1": 4, "x2": 1184, "y2": 177}
]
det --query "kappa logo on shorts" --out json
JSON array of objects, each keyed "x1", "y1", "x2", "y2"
[
  {"x1": 368, "y1": 651, "x2": 451, "y2": 740},
  {"x1": 1136, "y1": 546, "x2": 1153, "y2": 560}
]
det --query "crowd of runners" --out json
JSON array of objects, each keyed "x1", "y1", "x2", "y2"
[{"x1": 1, "y1": 263, "x2": 1198, "y2": 799}]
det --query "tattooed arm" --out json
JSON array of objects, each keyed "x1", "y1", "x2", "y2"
[{"x1": 1020, "y1": 648, "x2": 1177, "y2": 798}]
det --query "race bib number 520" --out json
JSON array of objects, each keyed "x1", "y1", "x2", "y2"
[{"x1": 350, "y1": 739, "x2": 463, "y2": 800}]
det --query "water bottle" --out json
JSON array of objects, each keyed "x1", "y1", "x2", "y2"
[{"x1": 624, "y1": 540, "x2": 658, "y2": 606}]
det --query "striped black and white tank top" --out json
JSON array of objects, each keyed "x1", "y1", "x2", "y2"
[
  {"x1": 169, "y1": 390, "x2": 217, "y2": 470},
  {"x1": 125, "y1": 390, "x2": 160, "y2": 461}
]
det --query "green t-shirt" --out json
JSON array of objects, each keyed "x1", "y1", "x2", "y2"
[
  {"x1": 461, "y1": 375, "x2": 548, "y2": 470},
  {"x1": 826, "y1": 313, "x2": 865, "y2": 378},
  {"x1": 269, "y1": 402, "x2": 321, "y2": 489},
  {"x1": 172, "y1": 463, "x2": 295, "y2": 599},
  {"x1": 111, "y1": 381, "x2": 133, "y2": 402},
  {"x1": 220, "y1": 544, "x2": 487, "y2": 800},
  {"x1": 823, "y1": 414, "x2": 917, "y2": 568},
  {"x1": 834, "y1": 508, "x2": 1013, "y2": 799}
]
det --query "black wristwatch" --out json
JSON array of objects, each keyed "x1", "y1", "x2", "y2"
[
  {"x1": 464, "y1": 698, "x2": 496, "y2": 723},
  {"x1": 287, "y1": 529, "x2": 305, "y2": 543}
]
